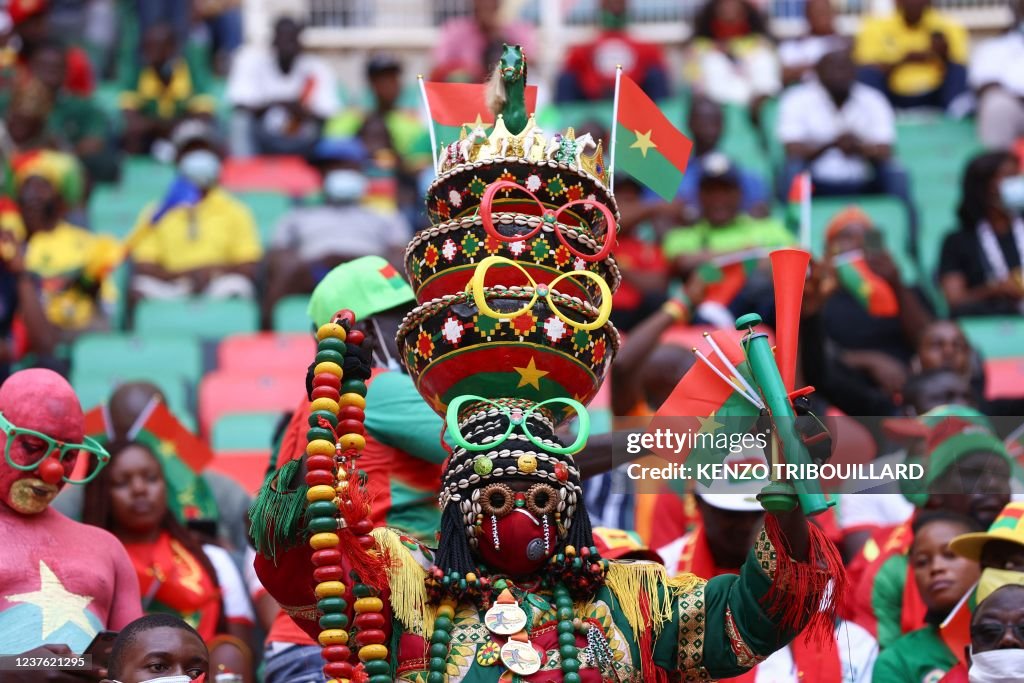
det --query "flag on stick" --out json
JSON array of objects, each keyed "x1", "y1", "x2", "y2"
[
  {"x1": 612, "y1": 75, "x2": 693, "y2": 201},
  {"x1": 833, "y1": 250, "x2": 900, "y2": 317}
]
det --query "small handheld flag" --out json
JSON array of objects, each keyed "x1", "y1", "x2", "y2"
[{"x1": 611, "y1": 75, "x2": 693, "y2": 201}]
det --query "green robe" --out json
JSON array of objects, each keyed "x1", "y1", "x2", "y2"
[
  {"x1": 870, "y1": 625, "x2": 956, "y2": 683},
  {"x1": 334, "y1": 527, "x2": 822, "y2": 682}
]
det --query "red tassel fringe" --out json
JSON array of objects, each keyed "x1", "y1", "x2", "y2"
[
  {"x1": 336, "y1": 452, "x2": 391, "y2": 595},
  {"x1": 636, "y1": 590, "x2": 670, "y2": 683},
  {"x1": 762, "y1": 515, "x2": 847, "y2": 648}
]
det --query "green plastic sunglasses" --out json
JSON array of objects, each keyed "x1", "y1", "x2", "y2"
[
  {"x1": 0, "y1": 412, "x2": 111, "y2": 484},
  {"x1": 445, "y1": 395, "x2": 590, "y2": 455}
]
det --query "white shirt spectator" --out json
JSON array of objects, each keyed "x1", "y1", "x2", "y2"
[
  {"x1": 969, "y1": 30, "x2": 1024, "y2": 96},
  {"x1": 746, "y1": 621, "x2": 877, "y2": 683},
  {"x1": 778, "y1": 35, "x2": 848, "y2": 71},
  {"x1": 270, "y1": 204, "x2": 409, "y2": 263},
  {"x1": 227, "y1": 46, "x2": 340, "y2": 119},
  {"x1": 204, "y1": 544, "x2": 256, "y2": 625},
  {"x1": 778, "y1": 79, "x2": 895, "y2": 184}
]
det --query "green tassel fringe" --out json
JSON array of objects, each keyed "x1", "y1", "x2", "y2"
[{"x1": 248, "y1": 459, "x2": 309, "y2": 562}]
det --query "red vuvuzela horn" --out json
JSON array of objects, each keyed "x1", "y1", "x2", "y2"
[{"x1": 770, "y1": 248, "x2": 811, "y2": 394}]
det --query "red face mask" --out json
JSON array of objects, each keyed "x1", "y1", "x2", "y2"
[{"x1": 477, "y1": 508, "x2": 556, "y2": 576}]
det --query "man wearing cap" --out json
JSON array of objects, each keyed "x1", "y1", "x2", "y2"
[
  {"x1": 325, "y1": 54, "x2": 431, "y2": 174},
  {"x1": 663, "y1": 153, "x2": 793, "y2": 326},
  {"x1": 226, "y1": 16, "x2": 339, "y2": 157},
  {"x1": 850, "y1": 416, "x2": 1013, "y2": 644},
  {"x1": 658, "y1": 455, "x2": 878, "y2": 682},
  {"x1": 128, "y1": 119, "x2": 262, "y2": 302},
  {"x1": 250, "y1": 256, "x2": 448, "y2": 683},
  {"x1": 952, "y1": 501, "x2": 1024, "y2": 603},
  {"x1": 263, "y1": 137, "x2": 410, "y2": 327}
]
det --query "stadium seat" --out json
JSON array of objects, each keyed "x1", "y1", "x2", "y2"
[
  {"x1": 211, "y1": 411, "x2": 282, "y2": 451},
  {"x1": 273, "y1": 295, "x2": 313, "y2": 333},
  {"x1": 198, "y1": 370, "x2": 303, "y2": 436},
  {"x1": 237, "y1": 191, "x2": 293, "y2": 245},
  {"x1": 221, "y1": 157, "x2": 321, "y2": 196},
  {"x1": 961, "y1": 317, "x2": 1024, "y2": 360},
  {"x1": 217, "y1": 333, "x2": 316, "y2": 374},
  {"x1": 985, "y1": 358, "x2": 1024, "y2": 400},
  {"x1": 134, "y1": 298, "x2": 259, "y2": 341},
  {"x1": 71, "y1": 333, "x2": 203, "y2": 384},
  {"x1": 207, "y1": 450, "x2": 270, "y2": 494},
  {"x1": 809, "y1": 195, "x2": 916, "y2": 283}
]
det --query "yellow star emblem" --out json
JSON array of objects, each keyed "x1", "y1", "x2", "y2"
[
  {"x1": 428, "y1": 393, "x2": 447, "y2": 413},
  {"x1": 697, "y1": 415, "x2": 723, "y2": 434},
  {"x1": 8, "y1": 561, "x2": 97, "y2": 641},
  {"x1": 462, "y1": 114, "x2": 493, "y2": 132},
  {"x1": 630, "y1": 129, "x2": 657, "y2": 158},
  {"x1": 513, "y1": 358, "x2": 549, "y2": 390}
]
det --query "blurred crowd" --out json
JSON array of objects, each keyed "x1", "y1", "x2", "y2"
[{"x1": 1, "y1": 0, "x2": 1024, "y2": 681}]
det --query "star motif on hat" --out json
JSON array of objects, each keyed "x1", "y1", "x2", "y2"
[
  {"x1": 513, "y1": 358, "x2": 549, "y2": 390},
  {"x1": 7, "y1": 561, "x2": 97, "y2": 641},
  {"x1": 630, "y1": 129, "x2": 657, "y2": 158},
  {"x1": 428, "y1": 393, "x2": 447, "y2": 413}
]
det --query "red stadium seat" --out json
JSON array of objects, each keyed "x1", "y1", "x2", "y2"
[
  {"x1": 207, "y1": 451, "x2": 270, "y2": 494},
  {"x1": 220, "y1": 156, "x2": 320, "y2": 196},
  {"x1": 985, "y1": 358, "x2": 1024, "y2": 400},
  {"x1": 217, "y1": 333, "x2": 316, "y2": 374},
  {"x1": 198, "y1": 371, "x2": 304, "y2": 436}
]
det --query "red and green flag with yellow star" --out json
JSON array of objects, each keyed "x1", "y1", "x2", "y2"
[
  {"x1": 614, "y1": 75, "x2": 693, "y2": 201},
  {"x1": 833, "y1": 250, "x2": 900, "y2": 317}
]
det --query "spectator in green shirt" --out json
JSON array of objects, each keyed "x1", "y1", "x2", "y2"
[
  {"x1": 662, "y1": 153, "x2": 794, "y2": 265},
  {"x1": 20, "y1": 39, "x2": 117, "y2": 182},
  {"x1": 325, "y1": 53, "x2": 432, "y2": 174},
  {"x1": 120, "y1": 23, "x2": 215, "y2": 156}
]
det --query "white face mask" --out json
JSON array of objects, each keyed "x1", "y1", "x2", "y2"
[
  {"x1": 969, "y1": 647, "x2": 1024, "y2": 683},
  {"x1": 178, "y1": 149, "x2": 221, "y2": 189},
  {"x1": 323, "y1": 169, "x2": 367, "y2": 204},
  {"x1": 999, "y1": 175, "x2": 1024, "y2": 212}
]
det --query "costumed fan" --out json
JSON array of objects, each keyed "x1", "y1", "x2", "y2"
[{"x1": 251, "y1": 46, "x2": 845, "y2": 682}]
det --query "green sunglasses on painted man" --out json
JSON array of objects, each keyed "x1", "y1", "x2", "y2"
[{"x1": 0, "y1": 411, "x2": 111, "y2": 484}]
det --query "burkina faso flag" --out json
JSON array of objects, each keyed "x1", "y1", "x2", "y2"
[
  {"x1": 696, "y1": 248, "x2": 767, "y2": 306},
  {"x1": 614, "y1": 75, "x2": 693, "y2": 201},
  {"x1": 422, "y1": 81, "x2": 539, "y2": 148},
  {"x1": 833, "y1": 250, "x2": 899, "y2": 317}
]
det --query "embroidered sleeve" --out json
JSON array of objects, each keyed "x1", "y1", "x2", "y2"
[
  {"x1": 675, "y1": 580, "x2": 712, "y2": 680},
  {"x1": 724, "y1": 606, "x2": 767, "y2": 669}
]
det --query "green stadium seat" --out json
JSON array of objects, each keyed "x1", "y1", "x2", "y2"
[
  {"x1": 134, "y1": 298, "x2": 259, "y2": 340},
  {"x1": 211, "y1": 412, "x2": 281, "y2": 451},
  {"x1": 272, "y1": 295, "x2": 312, "y2": 333},
  {"x1": 809, "y1": 195, "x2": 916, "y2": 283},
  {"x1": 238, "y1": 192, "x2": 293, "y2": 245},
  {"x1": 71, "y1": 333, "x2": 203, "y2": 384},
  {"x1": 960, "y1": 317, "x2": 1024, "y2": 360},
  {"x1": 70, "y1": 370, "x2": 194, "y2": 430}
]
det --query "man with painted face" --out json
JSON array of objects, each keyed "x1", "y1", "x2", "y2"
[{"x1": 0, "y1": 369, "x2": 141, "y2": 679}]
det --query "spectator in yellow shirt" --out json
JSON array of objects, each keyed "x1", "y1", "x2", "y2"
[
  {"x1": 854, "y1": 0, "x2": 969, "y2": 114},
  {"x1": 17, "y1": 169, "x2": 119, "y2": 335},
  {"x1": 128, "y1": 120, "x2": 262, "y2": 303}
]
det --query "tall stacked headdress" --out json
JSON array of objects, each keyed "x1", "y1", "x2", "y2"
[{"x1": 398, "y1": 53, "x2": 620, "y2": 584}]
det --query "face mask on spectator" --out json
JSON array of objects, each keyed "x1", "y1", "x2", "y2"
[
  {"x1": 178, "y1": 150, "x2": 221, "y2": 189},
  {"x1": 998, "y1": 175, "x2": 1024, "y2": 212},
  {"x1": 324, "y1": 169, "x2": 368, "y2": 204},
  {"x1": 969, "y1": 648, "x2": 1024, "y2": 683}
]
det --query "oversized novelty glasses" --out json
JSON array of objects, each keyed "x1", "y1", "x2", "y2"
[
  {"x1": 479, "y1": 482, "x2": 559, "y2": 519},
  {"x1": 480, "y1": 180, "x2": 618, "y2": 262},
  {"x1": 446, "y1": 395, "x2": 590, "y2": 455},
  {"x1": 0, "y1": 412, "x2": 111, "y2": 484},
  {"x1": 469, "y1": 256, "x2": 612, "y2": 331}
]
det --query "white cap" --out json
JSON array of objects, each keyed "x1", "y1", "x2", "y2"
[{"x1": 694, "y1": 448, "x2": 769, "y2": 512}]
